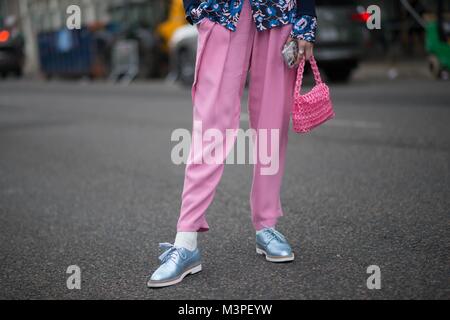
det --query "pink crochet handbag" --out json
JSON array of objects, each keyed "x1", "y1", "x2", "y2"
[{"x1": 292, "y1": 56, "x2": 335, "y2": 133}]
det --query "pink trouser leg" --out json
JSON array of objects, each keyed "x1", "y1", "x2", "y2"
[
  {"x1": 177, "y1": 1, "x2": 255, "y2": 232},
  {"x1": 248, "y1": 25, "x2": 296, "y2": 231},
  {"x1": 177, "y1": 0, "x2": 296, "y2": 232}
]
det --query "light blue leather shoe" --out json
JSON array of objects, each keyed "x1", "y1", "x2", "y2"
[
  {"x1": 256, "y1": 228, "x2": 295, "y2": 263},
  {"x1": 148, "y1": 243, "x2": 202, "y2": 288}
]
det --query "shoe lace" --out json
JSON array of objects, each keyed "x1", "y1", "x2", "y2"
[
  {"x1": 262, "y1": 228, "x2": 286, "y2": 244},
  {"x1": 158, "y1": 243, "x2": 187, "y2": 264}
]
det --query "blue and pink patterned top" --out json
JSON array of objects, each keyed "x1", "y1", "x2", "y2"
[{"x1": 183, "y1": 0, "x2": 317, "y2": 42}]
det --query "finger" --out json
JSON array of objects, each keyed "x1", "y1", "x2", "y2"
[
  {"x1": 297, "y1": 40, "x2": 306, "y2": 64},
  {"x1": 298, "y1": 41, "x2": 306, "y2": 57},
  {"x1": 305, "y1": 43, "x2": 313, "y2": 60}
]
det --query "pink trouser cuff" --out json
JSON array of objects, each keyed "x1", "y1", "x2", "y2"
[
  {"x1": 253, "y1": 217, "x2": 279, "y2": 232},
  {"x1": 177, "y1": 220, "x2": 209, "y2": 233}
]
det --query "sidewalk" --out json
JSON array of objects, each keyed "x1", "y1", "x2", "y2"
[
  {"x1": 352, "y1": 59, "x2": 432, "y2": 81},
  {"x1": 7, "y1": 59, "x2": 438, "y2": 84}
]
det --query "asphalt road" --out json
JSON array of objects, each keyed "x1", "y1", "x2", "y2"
[{"x1": 0, "y1": 78, "x2": 449, "y2": 299}]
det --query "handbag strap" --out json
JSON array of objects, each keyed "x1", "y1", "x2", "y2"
[{"x1": 294, "y1": 56, "x2": 323, "y2": 99}]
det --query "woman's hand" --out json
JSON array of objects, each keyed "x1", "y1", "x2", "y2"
[
  {"x1": 285, "y1": 37, "x2": 314, "y2": 66},
  {"x1": 297, "y1": 39, "x2": 314, "y2": 61}
]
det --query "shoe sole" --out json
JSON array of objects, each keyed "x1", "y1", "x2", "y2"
[
  {"x1": 256, "y1": 247, "x2": 295, "y2": 263},
  {"x1": 147, "y1": 264, "x2": 202, "y2": 288}
]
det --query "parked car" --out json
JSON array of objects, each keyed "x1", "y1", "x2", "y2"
[
  {"x1": 168, "y1": 23, "x2": 197, "y2": 85},
  {"x1": 169, "y1": 0, "x2": 365, "y2": 85},
  {"x1": 0, "y1": 28, "x2": 24, "y2": 78},
  {"x1": 314, "y1": 0, "x2": 366, "y2": 82}
]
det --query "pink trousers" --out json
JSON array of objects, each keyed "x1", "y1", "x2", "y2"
[{"x1": 177, "y1": 0, "x2": 296, "y2": 232}]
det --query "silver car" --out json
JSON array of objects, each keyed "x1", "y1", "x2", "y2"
[{"x1": 169, "y1": 0, "x2": 365, "y2": 85}]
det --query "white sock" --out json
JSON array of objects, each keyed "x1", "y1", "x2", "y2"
[{"x1": 174, "y1": 232, "x2": 198, "y2": 251}]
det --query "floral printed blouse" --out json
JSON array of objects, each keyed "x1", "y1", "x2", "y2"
[{"x1": 183, "y1": 0, "x2": 317, "y2": 43}]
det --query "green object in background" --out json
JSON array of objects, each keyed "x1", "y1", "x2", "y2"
[{"x1": 425, "y1": 21, "x2": 450, "y2": 77}]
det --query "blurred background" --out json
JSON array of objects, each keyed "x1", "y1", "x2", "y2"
[
  {"x1": 0, "y1": 0, "x2": 449, "y2": 83},
  {"x1": 0, "y1": 1, "x2": 449, "y2": 299}
]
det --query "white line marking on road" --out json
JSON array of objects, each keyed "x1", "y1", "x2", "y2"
[
  {"x1": 240, "y1": 114, "x2": 249, "y2": 122},
  {"x1": 241, "y1": 114, "x2": 380, "y2": 129},
  {"x1": 325, "y1": 119, "x2": 382, "y2": 129}
]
